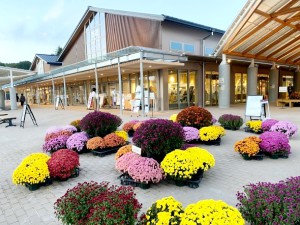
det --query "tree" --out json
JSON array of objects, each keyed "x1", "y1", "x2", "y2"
[
  {"x1": 55, "y1": 46, "x2": 63, "y2": 56},
  {"x1": 0, "y1": 61, "x2": 31, "y2": 70}
]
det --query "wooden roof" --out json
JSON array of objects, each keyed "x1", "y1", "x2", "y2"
[{"x1": 214, "y1": 0, "x2": 300, "y2": 66}]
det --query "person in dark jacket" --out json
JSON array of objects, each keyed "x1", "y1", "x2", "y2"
[{"x1": 20, "y1": 94, "x2": 26, "y2": 106}]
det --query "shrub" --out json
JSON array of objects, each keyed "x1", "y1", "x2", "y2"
[
  {"x1": 103, "y1": 133, "x2": 126, "y2": 148},
  {"x1": 54, "y1": 181, "x2": 110, "y2": 224},
  {"x1": 181, "y1": 199, "x2": 245, "y2": 225},
  {"x1": 176, "y1": 106, "x2": 212, "y2": 129},
  {"x1": 199, "y1": 125, "x2": 225, "y2": 141},
  {"x1": 261, "y1": 119, "x2": 279, "y2": 132},
  {"x1": 218, "y1": 114, "x2": 243, "y2": 129},
  {"x1": 86, "y1": 137, "x2": 105, "y2": 151},
  {"x1": 66, "y1": 132, "x2": 89, "y2": 152},
  {"x1": 115, "y1": 152, "x2": 141, "y2": 173},
  {"x1": 115, "y1": 145, "x2": 132, "y2": 160},
  {"x1": 236, "y1": 176, "x2": 300, "y2": 225},
  {"x1": 79, "y1": 111, "x2": 122, "y2": 137},
  {"x1": 270, "y1": 120, "x2": 298, "y2": 138},
  {"x1": 47, "y1": 149, "x2": 80, "y2": 180},
  {"x1": 127, "y1": 157, "x2": 164, "y2": 184},
  {"x1": 141, "y1": 196, "x2": 184, "y2": 225},
  {"x1": 132, "y1": 119, "x2": 184, "y2": 159},
  {"x1": 183, "y1": 126, "x2": 199, "y2": 142},
  {"x1": 43, "y1": 135, "x2": 69, "y2": 153},
  {"x1": 259, "y1": 131, "x2": 290, "y2": 154},
  {"x1": 234, "y1": 136, "x2": 261, "y2": 157},
  {"x1": 12, "y1": 153, "x2": 50, "y2": 185}
]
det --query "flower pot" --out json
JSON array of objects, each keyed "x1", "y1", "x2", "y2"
[
  {"x1": 25, "y1": 178, "x2": 52, "y2": 191},
  {"x1": 241, "y1": 153, "x2": 264, "y2": 160},
  {"x1": 120, "y1": 173, "x2": 151, "y2": 189},
  {"x1": 223, "y1": 126, "x2": 240, "y2": 131},
  {"x1": 92, "y1": 142, "x2": 129, "y2": 157},
  {"x1": 127, "y1": 130, "x2": 134, "y2": 137},
  {"x1": 71, "y1": 167, "x2": 80, "y2": 178},
  {"x1": 138, "y1": 182, "x2": 151, "y2": 190},
  {"x1": 175, "y1": 180, "x2": 186, "y2": 187},
  {"x1": 201, "y1": 137, "x2": 221, "y2": 146}
]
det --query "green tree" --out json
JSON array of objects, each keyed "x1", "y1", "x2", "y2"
[{"x1": 55, "y1": 46, "x2": 63, "y2": 56}]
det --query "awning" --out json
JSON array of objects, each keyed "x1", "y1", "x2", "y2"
[
  {"x1": 214, "y1": 0, "x2": 300, "y2": 66},
  {"x1": 0, "y1": 66, "x2": 35, "y2": 88}
]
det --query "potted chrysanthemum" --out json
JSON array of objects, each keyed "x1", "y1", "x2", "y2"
[
  {"x1": 199, "y1": 125, "x2": 225, "y2": 145},
  {"x1": 234, "y1": 136, "x2": 262, "y2": 160},
  {"x1": 218, "y1": 114, "x2": 243, "y2": 130},
  {"x1": 270, "y1": 120, "x2": 298, "y2": 138},
  {"x1": 245, "y1": 120, "x2": 263, "y2": 134}
]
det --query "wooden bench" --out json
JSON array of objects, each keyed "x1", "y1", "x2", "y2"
[
  {"x1": 0, "y1": 117, "x2": 17, "y2": 127},
  {"x1": 276, "y1": 99, "x2": 300, "y2": 108}
]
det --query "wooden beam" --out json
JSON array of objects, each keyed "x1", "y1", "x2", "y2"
[
  {"x1": 271, "y1": 6, "x2": 300, "y2": 17},
  {"x1": 242, "y1": 24, "x2": 286, "y2": 54},
  {"x1": 227, "y1": 18, "x2": 272, "y2": 52},
  {"x1": 276, "y1": 42, "x2": 300, "y2": 60},
  {"x1": 255, "y1": 29, "x2": 297, "y2": 56},
  {"x1": 266, "y1": 35, "x2": 300, "y2": 58},
  {"x1": 284, "y1": 49, "x2": 300, "y2": 62}
]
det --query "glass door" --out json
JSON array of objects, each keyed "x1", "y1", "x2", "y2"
[
  {"x1": 235, "y1": 73, "x2": 247, "y2": 103},
  {"x1": 179, "y1": 70, "x2": 188, "y2": 109},
  {"x1": 205, "y1": 72, "x2": 219, "y2": 106},
  {"x1": 168, "y1": 70, "x2": 178, "y2": 109}
]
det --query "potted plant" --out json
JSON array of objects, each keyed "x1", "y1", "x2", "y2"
[
  {"x1": 139, "y1": 196, "x2": 183, "y2": 225},
  {"x1": 86, "y1": 137, "x2": 106, "y2": 151},
  {"x1": 103, "y1": 133, "x2": 126, "y2": 148},
  {"x1": 234, "y1": 136, "x2": 262, "y2": 160},
  {"x1": 132, "y1": 119, "x2": 184, "y2": 162},
  {"x1": 125, "y1": 157, "x2": 164, "y2": 188},
  {"x1": 115, "y1": 145, "x2": 133, "y2": 160},
  {"x1": 70, "y1": 119, "x2": 81, "y2": 132},
  {"x1": 79, "y1": 111, "x2": 122, "y2": 137},
  {"x1": 176, "y1": 106, "x2": 213, "y2": 129},
  {"x1": 199, "y1": 125, "x2": 225, "y2": 145},
  {"x1": 183, "y1": 126, "x2": 200, "y2": 142},
  {"x1": 62, "y1": 125, "x2": 77, "y2": 134},
  {"x1": 66, "y1": 131, "x2": 89, "y2": 153},
  {"x1": 115, "y1": 152, "x2": 141, "y2": 173},
  {"x1": 218, "y1": 114, "x2": 243, "y2": 130},
  {"x1": 43, "y1": 135, "x2": 70, "y2": 153},
  {"x1": 261, "y1": 119, "x2": 279, "y2": 132},
  {"x1": 270, "y1": 120, "x2": 298, "y2": 138},
  {"x1": 114, "y1": 130, "x2": 129, "y2": 142},
  {"x1": 259, "y1": 131, "x2": 291, "y2": 158},
  {"x1": 181, "y1": 199, "x2": 245, "y2": 225},
  {"x1": 245, "y1": 120, "x2": 263, "y2": 133},
  {"x1": 54, "y1": 181, "x2": 142, "y2": 225},
  {"x1": 12, "y1": 153, "x2": 51, "y2": 191},
  {"x1": 237, "y1": 176, "x2": 300, "y2": 225},
  {"x1": 47, "y1": 149, "x2": 80, "y2": 180}
]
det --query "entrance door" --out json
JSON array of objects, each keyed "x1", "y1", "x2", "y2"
[
  {"x1": 235, "y1": 73, "x2": 247, "y2": 103},
  {"x1": 257, "y1": 74, "x2": 269, "y2": 97},
  {"x1": 205, "y1": 72, "x2": 219, "y2": 106}
]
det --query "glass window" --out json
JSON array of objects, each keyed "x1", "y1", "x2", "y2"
[
  {"x1": 168, "y1": 70, "x2": 178, "y2": 105},
  {"x1": 184, "y1": 44, "x2": 194, "y2": 53},
  {"x1": 189, "y1": 71, "x2": 196, "y2": 104},
  {"x1": 170, "y1": 42, "x2": 182, "y2": 51},
  {"x1": 179, "y1": 71, "x2": 188, "y2": 104}
]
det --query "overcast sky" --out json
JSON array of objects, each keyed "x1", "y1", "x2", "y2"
[{"x1": 0, "y1": 0, "x2": 247, "y2": 63}]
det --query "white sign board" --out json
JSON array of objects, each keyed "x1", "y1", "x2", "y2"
[
  {"x1": 279, "y1": 86, "x2": 287, "y2": 93},
  {"x1": 245, "y1": 95, "x2": 263, "y2": 117},
  {"x1": 132, "y1": 145, "x2": 141, "y2": 155},
  {"x1": 55, "y1": 96, "x2": 60, "y2": 109},
  {"x1": 87, "y1": 93, "x2": 93, "y2": 109}
]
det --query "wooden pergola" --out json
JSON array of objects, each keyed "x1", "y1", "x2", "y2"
[{"x1": 214, "y1": 0, "x2": 300, "y2": 66}]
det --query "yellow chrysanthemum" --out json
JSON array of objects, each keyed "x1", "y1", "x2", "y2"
[
  {"x1": 169, "y1": 114, "x2": 178, "y2": 122},
  {"x1": 199, "y1": 125, "x2": 225, "y2": 141},
  {"x1": 114, "y1": 130, "x2": 129, "y2": 141},
  {"x1": 246, "y1": 121, "x2": 262, "y2": 133}
]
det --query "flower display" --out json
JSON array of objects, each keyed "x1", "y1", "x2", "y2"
[
  {"x1": 43, "y1": 135, "x2": 69, "y2": 153},
  {"x1": 103, "y1": 133, "x2": 126, "y2": 148},
  {"x1": 169, "y1": 114, "x2": 177, "y2": 122},
  {"x1": 45, "y1": 126, "x2": 63, "y2": 135},
  {"x1": 12, "y1": 153, "x2": 50, "y2": 185},
  {"x1": 70, "y1": 119, "x2": 81, "y2": 131},
  {"x1": 236, "y1": 176, "x2": 300, "y2": 225},
  {"x1": 183, "y1": 126, "x2": 199, "y2": 142},
  {"x1": 289, "y1": 92, "x2": 300, "y2": 99},
  {"x1": 62, "y1": 125, "x2": 77, "y2": 133},
  {"x1": 44, "y1": 126, "x2": 74, "y2": 141},
  {"x1": 79, "y1": 111, "x2": 122, "y2": 137},
  {"x1": 176, "y1": 106, "x2": 213, "y2": 129},
  {"x1": 122, "y1": 120, "x2": 138, "y2": 132},
  {"x1": 114, "y1": 130, "x2": 129, "y2": 141},
  {"x1": 115, "y1": 145, "x2": 133, "y2": 160},
  {"x1": 218, "y1": 114, "x2": 243, "y2": 130},
  {"x1": 261, "y1": 119, "x2": 279, "y2": 132},
  {"x1": 54, "y1": 181, "x2": 142, "y2": 225},
  {"x1": 259, "y1": 131, "x2": 290, "y2": 154},
  {"x1": 161, "y1": 147, "x2": 215, "y2": 181},
  {"x1": 234, "y1": 136, "x2": 261, "y2": 157},
  {"x1": 133, "y1": 121, "x2": 143, "y2": 131},
  {"x1": 181, "y1": 199, "x2": 245, "y2": 225},
  {"x1": 115, "y1": 152, "x2": 141, "y2": 173},
  {"x1": 245, "y1": 120, "x2": 262, "y2": 133},
  {"x1": 132, "y1": 119, "x2": 184, "y2": 160},
  {"x1": 66, "y1": 131, "x2": 89, "y2": 152},
  {"x1": 47, "y1": 149, "x2": 80, "y2": 180},
  {"x1": 127, "y1": 157, "x2": 164, "y2": 184},
  {"x1": 86, "y1": 137, "x2": 105, "y2": 151},
  {"x1": 199, "y1": 125, "x2": 225, "y2": 141},
  {"x1": 142, "y1": 196, "x2": 184, "y2": 225},
  {"x1": 270, "y1": 120, "x2": 298, "y2": 138}
]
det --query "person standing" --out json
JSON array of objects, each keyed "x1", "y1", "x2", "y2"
[
  {"x1": 16, "y1": 93, "x2": 19, "y2": 102},
  {"x1": 20, "y1": 94, "x2": 26, "y2": 107},
  {"x1": 287, "y1": 83, "x2": 294, "y2": 98}
]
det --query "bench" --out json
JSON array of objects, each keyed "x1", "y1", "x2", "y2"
[
  {"x1": 276, "y1": 99, "x2": 300, "y2": 108},
  {"x1": 0, "y1": 117, "x2": 17, "y2": 128}
]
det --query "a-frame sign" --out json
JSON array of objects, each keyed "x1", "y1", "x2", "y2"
[{"x1": 20, "y1": 103, "x2": 38, "y2": 128}]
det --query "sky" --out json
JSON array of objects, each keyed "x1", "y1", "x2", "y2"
[{"x1": 0, "y1": 0, "x2": 248, "y2": 63}]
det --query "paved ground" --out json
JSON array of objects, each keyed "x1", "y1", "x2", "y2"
[{"x1": 0, "y1": 103, "x2": 299, "y2": 224}]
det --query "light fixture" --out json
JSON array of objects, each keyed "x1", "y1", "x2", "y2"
[
  {"x1": 100, "y1": 73, "x2": 103, "y2": 76},
  {"x1": 149, "y1": 65, "x2": 152, "y2": 68},
  {"x1": 227, "y1": 59, "x2": 231, "y2": 63}
]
